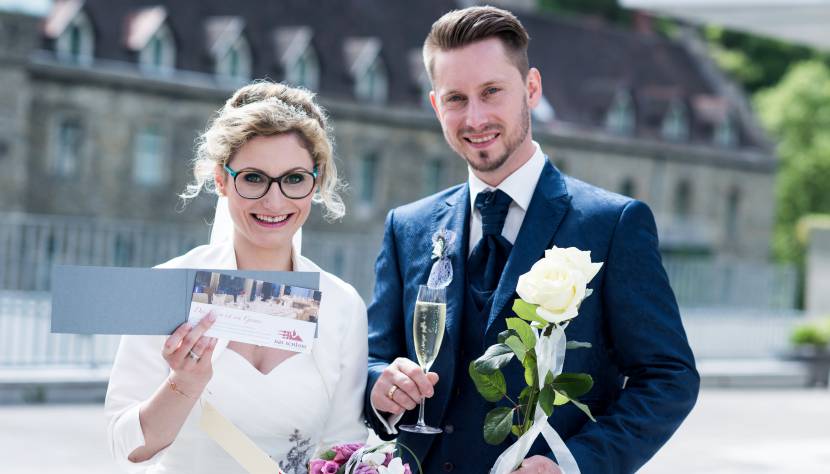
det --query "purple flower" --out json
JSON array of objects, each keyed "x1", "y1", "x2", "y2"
[
  {"x1": 403, "y1": 463, "x2": 413, "y2": 474},
  {"x1": 354, "y1": 465, "x2": 379, "y2": 474},
  {"x1": 308, "y1": 459, "x2": 327, "y2": 474},
  {"x1": 333, "y1": 442, "x2": 364, "y2": 464},
  {"x1": 322, "y1": 460, "x2": 340, "y2": 473}
]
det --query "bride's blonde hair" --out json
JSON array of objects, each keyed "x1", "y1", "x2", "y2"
[{"x1": 181, "y1": 81, "x2": 345, "y2": 220}]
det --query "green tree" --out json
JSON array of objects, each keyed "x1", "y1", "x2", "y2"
[
  {"x1": 755, "y1": 61, "x2": 830, "y2": 265},
  {"x1": 704, "y1": 27, "x2": 820, "y2": 94}
]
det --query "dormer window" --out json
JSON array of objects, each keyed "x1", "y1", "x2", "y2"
[
  {"x1": 207, "y1": 17, "x2": 251, "y2": 83},
  {"x1": 288, "y1": 46, "x2": 319, "y2": 91},
  {"x1": 126, "y1": 7, "x2": 175, "y2": 74},
  {"x1": 275, "y1": 27, "x2": 320, "y2": 91},
  {"x1": 661, "y1": 100, "x2": 689, "y2": 142},
  {"x1": 345, "y1": 38, "x2": 388, "y2": 104},
  {"x1": 356, "y1": 56, "x2": 387, "y2": 104},
  {"x1": 140, "y1": 24, "x2": 175, "y2": 73},
  {"x1": 715, "y1": 115, "x2": 738, "y2": 148},
  {"x1": 605, "y1": 90, "x2": 635, "y2": 136},
  {"x1": 532, "y1": 94, "x2": 556, "y2": 123},
  {"x1": 45, "y1": 0, "x2": 94, "y2": 65}
]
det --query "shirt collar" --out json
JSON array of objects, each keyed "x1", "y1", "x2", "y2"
[{"x1": 468, "y1": 141, "x2": 546, "y2": 213}]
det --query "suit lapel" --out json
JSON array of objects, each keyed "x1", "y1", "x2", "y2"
[
  {"x1": 431, "y1": 185, "x2": 469, "y2": 359},
  {"x1": 486, "y1": 161, "x2": 571, "y2": 332}
]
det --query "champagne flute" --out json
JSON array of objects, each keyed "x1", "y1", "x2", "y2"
[{"x1": 400, "y1": 284, "x2": 446, "y2": 434}]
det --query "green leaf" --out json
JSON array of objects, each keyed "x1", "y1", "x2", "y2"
[
  {"x1": 553, "y1": 373, "x2": 594, "y2": 399},
  {"x1": 483, "y1": 407, "x2": 515, "y2": 445},
  {"x1": 506, "y1": 318, "x2": 537, "y2": 350},
  {"x1": 538, "y1": 384, "x2": 555, "y2": 417},
  {"x1": 468, "y1": 361, "x2": 507, "y2": 402},
  {"x1": 472, "y1": 343, "x2": 514, "y2": 374},
  {"x1": 544, "y1": 371, "x2": 554, "y2": 386},
  {"x1": 512, "y1": 299, "x2": 549, "y2": 326},
  {"x1": 511, "y1": 424, "x2": 523, "y2": 437},
  {"x1": 553, "y1": 390, "x2": 570, "y2": 406},
  {"x1": 497, "y1": 329, "x2": 519, "y2": 344},
  {"x1": 570, "y1": 399, "x2": 597, "y2": 422},
  {"x1": 504, "y1": 335, "x2": 527, "y2": 361},
  {"x1": 523, "y1": 351, "x2": 538, "y2": 388},
  {"x1": 566, "y1": 341, "x2": 593, "y2": 350},
  {"x1": 518, "y1": 385, "x2": 533, "y2": 405}
]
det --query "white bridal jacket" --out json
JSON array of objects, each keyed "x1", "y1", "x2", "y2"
[{"x1": 104, "y1": 241, "x2": 368, "y2": 473}]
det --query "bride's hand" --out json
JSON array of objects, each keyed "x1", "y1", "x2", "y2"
[{"x1": 162, "y1": 313, "x2": 218, "y2": 394}]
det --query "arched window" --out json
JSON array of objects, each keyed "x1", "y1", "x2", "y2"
[
  {"x1": 423, "y1": 159, "x2": 444, "y2": 195},
  {"x1": 674, "y1": 179, "x2": 693, "y2": 217},
  {"x1": 662, "y1": 100, "x2": 689, "y2": 142},
  {"x1": 605, "y1": 90, "x2": 635, "y2": 136},
  {"x1": 139, "y1": 23, "x2": 176, "y2": 74},
  {"x1": 286, "y1": 45, "x2": 320, "y2": 91},
  {"x1": 50, "y1": 115, "x2": 84, "y2": 177},
  {"x1": 132, "y1": 125, "x2": 168, "y2": 186},
  {"x1": 216, "y1": 35, "x2": 252, "y2": 82},
  {"x1": 619, "y1": 177, "x2": 637, "y2": 199},
  {"x1": 356, "y1": 56, "x2": 388, "y2": 104},
  {"x1": 55, "y1": 10, "x2": 94, "y2": 65},
  {"x1": 725, "y1": 187, "x2": 741, "y2": 241},
  {"x1": 532, "y1": 94, "x2": 556, "y2": 123},
  {"x1": 715, "y1": 115, "x2": 738, "y2": 148}
]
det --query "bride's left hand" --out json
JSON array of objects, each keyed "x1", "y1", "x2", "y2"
[{"x1": 511, "y1": 456, "x2": 562, "y2": 474}]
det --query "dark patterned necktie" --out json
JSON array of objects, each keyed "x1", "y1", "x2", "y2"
[{"x1": 467, "y1": 189, "x2": 513, "y2": 312}]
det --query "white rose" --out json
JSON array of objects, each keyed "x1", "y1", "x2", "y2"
[
  {"x1": 515, "y1": 246, "x2": 603, "y2": 324},
  {"x1": 362, "y1": 451, "x2": 387, "y2": 466}
]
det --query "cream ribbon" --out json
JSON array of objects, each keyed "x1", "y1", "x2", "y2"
[
  {"x1": 489, "y1": 325, "x2": 580, "y2": 474},
  {"x1": 200, "y1": 401, "x2": 286, "y2": 474}
]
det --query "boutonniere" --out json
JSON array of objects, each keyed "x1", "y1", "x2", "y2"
[{"x1": 427, "y1": 229, "x2": 456, "y2": 289}]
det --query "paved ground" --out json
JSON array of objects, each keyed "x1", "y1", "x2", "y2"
[{"x1": 1, "y1": 388, "x2": 828, "y2": 473}]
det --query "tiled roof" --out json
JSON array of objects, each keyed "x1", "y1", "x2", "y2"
[{"x1": 40, "y1": 0, "x2": 757, "y2": 147}]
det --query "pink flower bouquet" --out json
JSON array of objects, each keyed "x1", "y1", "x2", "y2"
[{"x1": 309, "y1": 441, "x2": 419, "y2": 474}]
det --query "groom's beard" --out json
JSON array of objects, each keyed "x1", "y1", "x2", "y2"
[{"x1": 456, "y1": 100, "x2": 531, "y2": 174}]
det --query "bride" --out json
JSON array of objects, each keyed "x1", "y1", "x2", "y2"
[{"x1": 105, "y1": 82, "x2": 368, "y2": 473}]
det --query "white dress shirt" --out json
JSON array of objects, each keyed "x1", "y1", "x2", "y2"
[
  {"x1": 104, "y1": 241, "x2": 368, "y2": 473},
  {"x1": 372, "y1": 142, "x2": 548, "y2": 435},
  {"x1": 468, "y1": 141, "x2": 547, "y2": 254}
]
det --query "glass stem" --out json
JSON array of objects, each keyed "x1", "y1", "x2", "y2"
[{"x1": 417, "y1": 368, "x2": 428, "y2": 426}]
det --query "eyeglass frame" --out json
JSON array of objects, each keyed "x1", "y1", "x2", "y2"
[{"x1": 223, "y1": 163, "x2": 319, "y2": 200}]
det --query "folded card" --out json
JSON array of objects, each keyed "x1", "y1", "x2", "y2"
[
  {"x1": 186, "y1": 270, "x2": 320, "y2": 352},
  {"x1": 50, "y1": 266, "x2": 320, "y2": 346}
]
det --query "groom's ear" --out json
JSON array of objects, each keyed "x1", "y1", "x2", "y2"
[{"x1": 429, "y1": 89, "x2": 440, "y2": 118}]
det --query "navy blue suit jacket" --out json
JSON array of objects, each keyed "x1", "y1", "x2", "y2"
[{"x1": 365, "y1": 161, "x2": 699, "y2": 473}]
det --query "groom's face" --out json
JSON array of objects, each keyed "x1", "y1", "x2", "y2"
[{"x1": 429, "y1": 38, "x2": 541, "y2": 183}]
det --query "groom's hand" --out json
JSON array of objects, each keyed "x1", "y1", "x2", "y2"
[
  {"x1": 511, "y1": 456, "x2": 562, "y2": 474},
  {"x1": 371, "y1": 357, "x2": 439, "y2": 415}
]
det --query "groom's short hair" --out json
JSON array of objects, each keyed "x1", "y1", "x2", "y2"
[{"x1": 423, "y1": 6, "x2": 530, "y2": 81}]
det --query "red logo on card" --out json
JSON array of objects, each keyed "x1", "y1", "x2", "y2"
[{"x1": 278, "y1": 330, "x2": 303, "y2": 342}]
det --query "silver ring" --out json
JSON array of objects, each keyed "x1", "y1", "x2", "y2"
[{"x1": 187, "y1": 350, "x2": 201, "y2": 361}]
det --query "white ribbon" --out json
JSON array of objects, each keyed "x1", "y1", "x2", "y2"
[{"x1": 489, "y1": 324, "x2": 580, "y2": 474}]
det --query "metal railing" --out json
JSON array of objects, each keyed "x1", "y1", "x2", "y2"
[
  {"x1": 0, "y1": 290, "x2": 120, "y2": 367},
  {"x1": 0, "y1": 212, "x2": 803, "y2": 368}
]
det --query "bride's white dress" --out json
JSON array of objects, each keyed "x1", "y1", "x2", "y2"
[{"x1": 104, "y1": 241, "x2": 368, "y2": 473}]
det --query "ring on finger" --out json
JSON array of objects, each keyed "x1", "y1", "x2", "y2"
[
  {"x1": 187, "y1": 349, "x2": 201, "y2": 361},
  {"x1": 386, "y1": 385, "x2": 398, "y2": 400}
]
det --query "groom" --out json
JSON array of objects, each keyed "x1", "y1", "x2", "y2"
[{"x1": 364, "y1": 6, "x2": 699, "y2": 473}]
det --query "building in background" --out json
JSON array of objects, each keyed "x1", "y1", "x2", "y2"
[{"x1": 0, "y1": 0, "x2": 780, "y2": 298}]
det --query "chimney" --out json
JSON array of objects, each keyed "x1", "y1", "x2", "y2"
[{"x1": 633, "y1": 11, "x2": 654, "y2": 35}]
